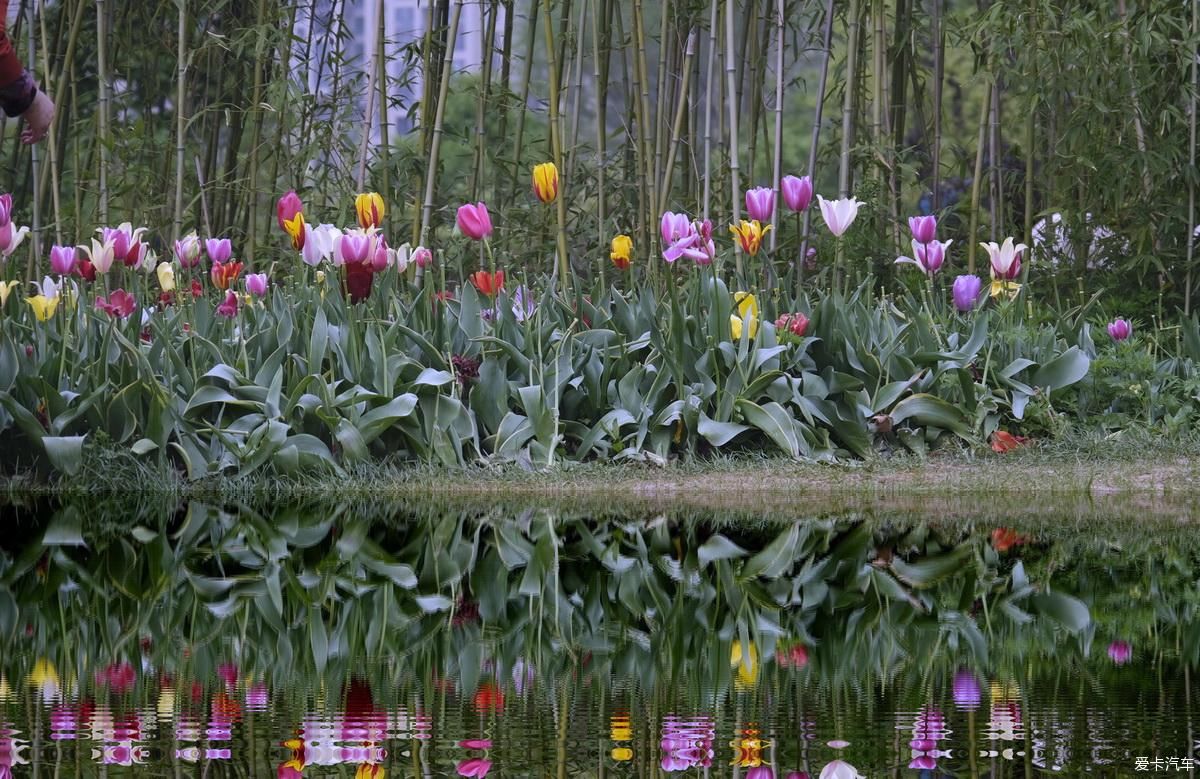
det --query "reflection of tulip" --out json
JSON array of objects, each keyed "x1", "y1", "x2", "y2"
[
  {"x1": 818, "y1": 760, "x2": 863, "y2": 779},
  {"x1": 908, "y1": 215, "x2": 938, "y2": 244},
  {"x1": 457, "y1": 203, "x2": 494, "y2": 240},
  {"x1": 277, "y1": 759, "x2": 304, "y2": 778},
  {"x1": 990, "y1": 527, "x2": 1028, "y2": 552},
  {"x1": 729, "y1": 220, "x2": 771, "y2": 256},
  {"x1": 952, "y1": 668, "x2": 982, "y2": 709},
  {"x1": 785, "y1": 774, "x2": 810, "y2": 779},
  {"x1": 952, "y1": 275, "x2": 984, "y2": 312},
  {"x1": 730, "y1": 640, "x2": 759, "y2": 687},
  {"x1": 470, "y1": 270, "x2": 505, "y2": 298},
  {"x1": 50, "y1": 245, "x2": 77, "y2": 275},
  {"x1": 1107, "y1": 318, "x2": 1132, "y2": 342},
  {"x1": 354, "y1": 764, "x2": 385, "y2": 779},
  {"x1": 610, "y1": 234, "x2": 633, "y2": 270},
  {"x1": 746, "y1": 768, "x2": 775, "y2": 779},
  {"x1": 745, "y1": 187, "x2": 775, "y2": 223},
  {"x1": 456, "y1": 758, "x2": 492, "y2": 777},
  {"x1": 1108, "y1": 640, "x2": 1132, "y2": 665},
  {"x1": 816, "y1": 195, "x2": 864, "y2": 237},
  {"x1": 473, "y1": 682, "x2": 505, "y2": 713},
  {"x1": 780, "y1": 175, "x2": 813, "y2": 213},
  {"x1": 355, "y1": 192, "x2": 386, "y2": 229},
  {"x1": 532, "y1": 162, "x2": 559, "y2": 204},
  {"x1": 458, "y1": 739, "x2": 493, "y2": 749},
  {"x1": 612, "y1": 748, "x2": 633, "y2": 761},
  {"x1": 27, "y1": 658, "x2": 60, "y2": 697}
]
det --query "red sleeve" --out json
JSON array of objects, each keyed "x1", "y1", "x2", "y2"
[{"x1": 0, "y1": 0, "x2": 25, "y2": 87}]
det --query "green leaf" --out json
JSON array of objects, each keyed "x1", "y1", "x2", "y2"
[
  {"x1": 42, "y1": 509, "x2": 85, "y2": 546},
  {"x1": 42, "y1": 435, "x2": 86, "y2": 476},
  {"x1": 890, "y1": 544, "x2": 974, "y2": 589},
  {"x1": 740, "y1": 525, "x2": 801, "y2": 580},
  {"x1": 1032, "y1": 347, "x2": 1090, "y2": 392},
  {"x1": 697, "y1": 412, "x2": 748, "y2": 446},
  {"x1": 1031, "y1": 591, "x2": 1091, "y2": 633},
  {"x1": 416, "y1": 594, "x2": 454, "y2": 613},
  {"x1": 698, "y1": 534, "x2": 748, "y2": 566},
  {"x1": 889, "y1": 394, "x2": 971, "y2": 438},
  {"x1": 735, "y1": 400, "x2": 804, "y2": 459}
]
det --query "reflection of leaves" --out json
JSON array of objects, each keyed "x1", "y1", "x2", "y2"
[
  {"x1": 1031, "y1": 591, "x2": 1092, "y2": 633},
  {"x1": 891, "y1": 543, "x2": 975, "y2": 589},
  {"x1": 697, "y1": 534, "x2": 747, "y2": 566},
  {"x1": 42, "y1": 508, "x2": 85, "y2": 546}
]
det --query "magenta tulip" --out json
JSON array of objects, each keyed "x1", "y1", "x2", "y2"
[
  {"x1": 908, "y1": 215, "x2": 938, "y2": 244},
  {"x1": 781, "y1": 175, "x2": 813, "y2": 213},
  {"x1": 94, "y1": 289, "x2": 137, "y2": 319},
  {"x1": 0, "y1": 192, "x2": 11, "y2": 225},
  {"x1": 216, "y1": 290, "x2": 239, "y2": 318},
  {"x1": 745, "y1": 186, "x2": 775, "y2": 223},
  {"x1": 276, "y1": 190, "x2": 303, "y2": 232},
  {"x1": 457, "y1": 202, "x2": 494, "y2": 240},
  {"x1": 245, "y1": 273, "x2": 269, "y2": 297},
  {"x1": 746, "y1": 768, "x2": 775, "y2": 779},
  {"x1": 952, "y1": 668, "x2": 982, "y2": 709},
  {"x1": 1107, "y1": 318, "x2": 1132, "y2": 342},
  {"x1": 1108, "y1": 640, "x2": 1132, "y2": 665},
  {"x1": 205, "y1": 238, "x2": 232, "y2": 265},
  {"x1": 896, "y1": 239, "x2": 950, "y2": 276},
  {"x1": 337, "y1": 232, "x2": 372, "y2": 265},
  {"x1": 785, "y1": 773, "x2": 811, "y2": 779},
  {"x1": 952, "y1": 274, "x2": 984, "y2": 313},
  {"x1": 50, "y1": 245, "x2": 77, "y2": 275},
  {"x1": 413, "y1": 246, "x2": 433, "y2": 268},
  {"x1": 456, "y1": 757, "x2": 493, "y2": 777}
]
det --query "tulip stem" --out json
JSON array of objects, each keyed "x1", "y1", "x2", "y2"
[{"x1": 966, "y1": 81, "x2": 992, "y2": 276}]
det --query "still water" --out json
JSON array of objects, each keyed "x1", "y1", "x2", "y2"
[{"x1": 0, "y1": 498, "x2": 1196, "y2": 776}]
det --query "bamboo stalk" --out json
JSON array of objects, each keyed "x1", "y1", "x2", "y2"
[
  {"x1": 417, "y1": 0, "x2": 464, "y2": 285},
  {"x1": 541, "y1": 0, "x2": 571, "y2": 294},
  {"x1": 1188, "y1": 0, "x2": 1198, "y2": 316},
  {"x1": 24, "y1": 1, "x2": 39, "y2": 271},
  {"x1": 95, "y1": 0, "x2": 109, "y2": 223},
  {"x1": 36, "y1": 0, "x2": 60, "y2": 246},
  {"x1": 799, "y1": 0, "x2": 834, "y2": 294},
  {"x1": 837, "y1": 0, "x2": 861, "y2": 198},
  {"x1": 565, "y1": 0, "x2": 587, "y2": 179},
  {"x1": 173, "y1": 0, "x2": 188, "y2": 242},
  {"x1": 967, "y1": 81, "x2": 993, "y2": 275},
  {"x1": 989, "y1": 77, "x2": 1001, "y2": 241},
  {"x1": 592, "y1": 0, "x2": 609, "y2": 286},
  {"x1": 1023, "y1": 0, "x2": 1036, "y2": 251},
  {"x1": 633, "y1": 0, "x2": 656, "y2": 270},
  {"x1": 701, "y1": 0, "x2": 718, "y2": 222},
  {"x1": 659, "y1": 28, "x2": 698, "y2": 216},
  {"x1": 652, "y1": 0, "x2": 671, "y2": 202},
  {"x1": 469, "y1": 1, "x2": 498, "y2": 200},
  {"x1": 1116, "y1": 0, "x2": 1153, "y2": 199},
  {"x1": 410, "y1": 0, "x2": 436, "y2": 245},
  {"x1": 375, "y1": 0, "x2": 391, "y2": 235},
  {"x1": 243, "y1": 0, "x2": 269, "y2": 261},
  {"x1": 931, "y1": 0, "x2": 943, "y2": 212},
  {"x1": 768, "y1": 0, "x2": 784, "y2": 252},
  {"x1": 724, "y1": 0, "x2": 742, "y2": 278},
  {"x1": 509, "y1": 0, "x2": 539, "y2": 227},
  {"x1": 355, "y1": 0, "x2": 385, "y2": 192},
  {"x1": 493, "y1": 0, "x2": 515, "y2": 205}
]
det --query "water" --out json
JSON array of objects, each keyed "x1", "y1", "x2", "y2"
[{"x1": 0, "y1": 498, "x2": 1196, "y2": 776}]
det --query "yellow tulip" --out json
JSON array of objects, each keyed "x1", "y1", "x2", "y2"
[
  {"x1": 730, "y1": 640, "x2": 759, "y2": 687},
  {"x1": 354, "y1": 764, "x2": 385, "y2": 779},
  {"x1": 611, "y1": 747, "x2": 633, "y2": 761},
  {"x1": 610, "y1": 234, "x2": 633, "y2": 270},
  {"x1": 0, "y1": 675, "x2": 10, "y2": 701},
  {"x1": 729, "y1": 219, "x2": 771, "y2": 256},
  {"x1": 355, "y1": 192, "x2": 386, "y2": 229},
  {"x1": 730, "y1": 291, "x2": 759, "y2": 341},
  {"x1": 532, "y1": 162, "x2": 559, "y2": 204},
  {"x1": 989, "y1": 279, "x2": 1021, "y2": 299},
  {"x1": 0, "y1": 280, "x2": 17, "y2": 307},
  {"x1": 156, "y1": 262, "x2": 176, "y2": 292},
  {"x1": 27, "y1": 658, "x2": 59, "y2": 694},
  {"x1": 26, "y1": 294, "x2": 60, "y2": 322},
  {"x1": 157, "y1": 685, "x2": 177, "y2": 720}
]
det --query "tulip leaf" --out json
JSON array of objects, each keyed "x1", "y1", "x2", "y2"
[
  {"x1": 889, "y1": 394, "x2": 971, "y2": 438},
  {"x1": 735, "y1": 399, "x2": 804, "y2": 459},
  {"x1": 1031, "y1": 591, "x2": 1091, "y2": 633},
  {"x1": 740, "y1": 525, "x2": 801, "y2": 580},
  {"x1": 697, "y1": 412, "x2": 748, "y2": 446},
  {"x1": 42, "y1": 509, "x2": 85, "y2": 546},
  {"x1": 1032, "y1": 347, "x2": 1090, "y2": 392},
  {"x1": 42, "y1": 435, "x2": 86, "y2": 476},
  {"x1": 416, "y1": 594, "x2": 454, "y2": 613},
  {"x1": 890, "y1": 544, "x2": 974, "y2": 589},
  {"x1": 698, "y1": 534, "x2": 748, "y2": 567}
]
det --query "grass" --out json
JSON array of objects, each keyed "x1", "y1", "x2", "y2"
[{"x1": 4, "y1": 426, "x2": 1199, "y2": 523}]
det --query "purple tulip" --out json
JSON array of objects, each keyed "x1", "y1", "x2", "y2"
[
  {"x1": 896, "y1": 239, "x2": 950, "y2": 276},
  {"x1": 746, "y1": 768, "x2": 775, "y2": 779},
  {"x1": 908, "y1": 215, "x2": 938, "y2": 245},
  {"x1": 1108, "y1": 640, "x2": 1132, "y2": 665},
  {"x1": 952, "y1": 668, "x2": 982, "y2": 709},
  {"x1": 50, "y1": 244, "x2": 77, "y2": 275},
  {"x1": 205, "y1": 238, "x2": 232, "y2": 265},
  {"x1": 0, "y1": 192, "x2": 11, "y2": 226},
  {"x1": 952, "y1": 275, "x2": 984, "y2": 313},
  {"x1": 745, "y1": 187, "x2": 775, "y2": 223},
  {"x1": 660, "y1": 211, "x2": 692, "y2": 246},
  {"x1": 785, "y1": 773, "x2": 811, "y2": 779},
  {"x1": 781, "y1": 175, "x2": 813, "y2": 213},
  {"x1": 1107, "y1": 318, "x2": 1132, "y2": 342},
  {"x1": 245, "y1": 273, "x2": 269, "y2": 297},
  {"x1": 337, "y1": 233, "x2": 372, "y2": 265}
]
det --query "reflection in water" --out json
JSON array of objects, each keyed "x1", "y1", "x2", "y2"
[{"x1": 0, "y1": 500, "x2": 1195, "y2": 774}]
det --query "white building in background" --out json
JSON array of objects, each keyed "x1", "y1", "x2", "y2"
[{"x1": 297, "y1": 0, "x2": 504, "y2": 138}]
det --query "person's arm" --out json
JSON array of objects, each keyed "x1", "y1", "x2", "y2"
[{"x1": 0, "y1": 0, "x2": 53, "y2": 142}]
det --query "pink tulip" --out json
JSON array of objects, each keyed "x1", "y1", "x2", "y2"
[
  {"x1": 1108, "y1": 640, "x2": 1132, "y2": 665},
  {"x1": 1107, "y1": 318, "x2": 1132, "y2": 342},
  {"x1": 216, "y1": 290, "x2": 239, "y2": 318},
  {"x1": 952, "y1": 668, "x2": 982, "y2": 709},
  {"x1": 895, "y1": 238, "x2": 950, "y2": 276},
  {"x1": 660, "y1": 211, "x2": 692, "y2": 246},
  {"x1": 205, "y1": 238, "x2": 232, "y2": 265},
  {"x1": 366, "y1": 236, "x2": 389, "y2": 271},
  {"x1": 952, "y1": 275, "x2": 984, "y2": 313},
  {"x1": 456, "y1": 202, "x2": 494, "y2": 240},
  {"x1": 50, "y1": 245, "x2": 77, "y2": 275},
  {"x1": 175, "y1": 234, "x2": 202, "y2": 267},
  {"x1": 337, "y1": 233, "x2": 372, "y2": 265},
  {"x1": 908, "y1": 215, "x2": 938, "y2": 244},
  {"x1": 94, "y1": 290, "x2": 137, "y2": 319},
  {"x1": 0, "y1": 193, "x2": 11, "y2": 225},
  {"x1": 413, "y1": 245, "x2": 433, "y2": 268},
  {"x1": 242, "y1": 273, "x2": 266, "y2": 297},
  {"x1": 746, "y1": 768, "x2": 775, "y2": 779},
  {"x1": 456, "y1": 757, "x2": 493, "y2": 777},
  {"x1": 458, "y1": 739, "x2": 492, "y2": 749},
  {"x1": 745, "y1": 186, "x2": 775, "y2": 223},
  {"x1": 276, "y1": 190, "x2": 303, "y2": 232},
  {"x1": 785, "y1": 773, "x2": 811, "y2": 779},
  {"x1": 781, "y1": 175, "x2": 813, "y2": 212}
]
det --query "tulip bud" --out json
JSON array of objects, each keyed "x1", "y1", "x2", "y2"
[
  {"x1": 1107, "y1": 318, "x2": 1132, "y2": 342},
  {"x1": 413, "y1": 246, "x2": 433, "y2": 268},
  {"x1": 49, "y1": 245, "x2": 77, "y2": 275},
  {"x1": 532, "y1": 162, "x2": 559, "y2": 204},
  {"x1": 276, "y1": 190, "x2": 303, "y2": 232},
  {"x1": 780, "y1": 175, "x2": 813, "y2": 213},
  {"x1": 908, "y1": 214, "x2": 938, "y2": 244},
  {"x1": 245, "y1": 273, "x2": 269, "y2": 297},
  {"x1": 355, "y1": 192, "x2": 385, "y2": 229},
  {"x1": 1107, "y1": 640, "x2": 1132, "y2": 665},
  {"x1": 456, "y1": 203, "x2": 494, "y2": 241},
  {"x1": 156, "y1": 262, "x2": 176, "y2": 293},
  {"x1": 744, "y1": 186, "x2": 775, "y2": 223}
]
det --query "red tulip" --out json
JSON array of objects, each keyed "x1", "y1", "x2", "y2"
[
  {"x1": 94, "y1": 290, "x2": 137, "y2": 319},
  {"x1": 472, "y1": 682, "x2": 505, "y2": 713},
  {"x1": 470, "y1": 270, "x2": 505, "y2": 297},
  {"x1": 344, "y1": 261, "x2": 375, "y2": 304},
  {"x1": 211, "y1": 260, "x2": 244, "y2": 291}
]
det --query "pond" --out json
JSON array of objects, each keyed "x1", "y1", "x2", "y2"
[{"x1": 0, "y1": 498, "x2": 1195, "y2": 776}]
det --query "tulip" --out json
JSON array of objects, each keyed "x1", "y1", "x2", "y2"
[
  {"x1": 818, "y1": 760, "x2": 863, "y2": 779},
  {"x1": 512, "y1": 285, "x2": 536, "y2": 322},
  {"x1": 532, "y1": 162, "x2": 559, "y2": 204},
  {"x1": 210, "y1": 261, "x2": 244, "y2": 290},
  {"x1": 610, "y1": 234, "x2": 633, "y2": 270},
  {"x1": 174, "y1": 233, "x2": 202, "y2": 267},
  {"x1": 216, "y1": 290, "x2": 239, "y2": 318},
  {"x1": 76, "y1": 258, "x2": 96, "y2": 282},
  {"x1": 156, "y1": 263, "x2": 176, "y2": 292},
  {"x1": 283, "y1": 212, "x2": 306, "y2": 251},
  {"x1": 1107, "y1": 318, "x2": 1132, "y2": 342},
  {"x1": 95, "y1": 289, "x2": 137, "y2": 319},
  {"x1": 458, "y1": 739, "x2": 493, "y2": 749},
  {"x1": 354, "y1": 764, "x2": 385, "y2": 779},
  {"x1": 952, "y1": 668, "x2": 982, "y2": 709},
  {"x1": 785, "y1": 773, "x2": 811, "y2": 779},
  {"x1": 205, "y1": 237, "x2": 233, "y2": 265},
  {"x1": 344, "y1": 260, "x2": 375, "y2": 304},
  {"x1": 895, "y1": 238, "x2": 950, "y2": 276},
  {"x1": 746, "y1": 768, "x2": 775, "y2": 779},
  {"x1": 0, "y1": 193, "x2": 10, "y2": 225},
  {"x1": 336, "y1": 232, "x2": 372, "y2": 266},
  {"x1": 191, "y1": 279, "x2": 204, "y2": 298},
  {"x1": 388, "y1": 243, "x2": 411, "y2": 272},
  {"x1": 729, "y1": 219, "x2": 771, "y2": 256},
  {"x1": 980, "y1": 236, "x2": 1026, "y2": 281},
  {"x1": 472, "y1": 681, "x2": 505, "y2": 712},
  {"x1": 277, "y1": 759, "x2": 304, "y2": 778},
  {"x1": 26, "y1": 293, "x2": 60, "y2": 322},
  {"x1": 780, "y1": 175, "x2": 813, "y2": 213},
  {"x1": 774, "y1": 313, "x2": 810, "y2": 340},
  {"x1": 49, "y1": 245, "x2": 77, "y2": 275},
  {"x1": 952, "y1": 274, "x2": 984, "y2": 313},
  {"x1": 413, "y1": 245, "x2": 433, "y2": 269},
  {"x1": 661, "y1": 211, "x2": 692, "y2": 246},
  {"x1": 277, "y1": 190, "x2": 303, "y2": 231},
  {"x1": 1108, "y1": 640, "x2": 1132, "y2": 665},
  {"x1": 456, "y1": 757, "x2": 493, "y2": 777},
  {"x1": 245, "y1": 273, "x2": 269, "y2": 297},
  {"x1": 470, "y1": 270, "x2": 505, "y2": 298},
  {"x1": 302, "y1": 223, "x2": 341, "y2": 267},
  {"x1": 745, "y1": 186, "x2": 775, "y2": 223},
  {"x1": 0, "y1": 280, "x2": 16, "y2": 306},
  {"x1": 355, "y1": 192, "x2": 386, "y2": 229},
  {"x1": 0, "y1": 221, "x2": 29, "y2": 258},
  {"x1": 457, "y1": 202, "x2": 494, "y2": 240},
  {"x1": 661, "y1": 212, "x2": 706, "y2": 263},
  {"x1": 816, "y1": 195, "x2": 865, "y2": 237},
  {"x1": 908, "y1": 215, "x2": 938, "y2": 244}
]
